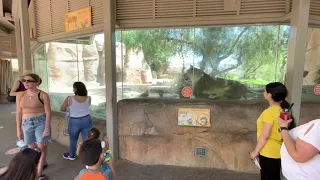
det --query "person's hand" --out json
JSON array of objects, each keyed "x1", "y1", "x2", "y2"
[
  {"x1": 42, "y1": 129, "x2": 50, "y2": 138},
  {"x1": 103, "y1": 135, "x2": 109, "y2": 144},
  {"x1": 250, "y1": 151, "x2": 259, "y2": 159},
  {"x1": 278, "y1": 117, "x2": 292, "y2": 128},
  {"x1": 17, "y1": 129, "x2": 24, "y2": 140}
]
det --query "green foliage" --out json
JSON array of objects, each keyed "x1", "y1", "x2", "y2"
[
  {"x1": 117, "y1": 25, "x2": 289, "y2": 82},
  {"x1": 118, "y1": 30, "x2": 178, "y2": 75}
]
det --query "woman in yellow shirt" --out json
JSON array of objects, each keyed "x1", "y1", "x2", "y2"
[{"x1": 250, "y1": 82, "x2": 289, "y2": 180}]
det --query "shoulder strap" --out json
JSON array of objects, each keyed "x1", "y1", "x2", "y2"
[
  {"x1": 38, "y1": 91, "x2": 44, "y2": 104},
  {"x1": 18, "y1": 91, "x2": 26, "y2": 102}
]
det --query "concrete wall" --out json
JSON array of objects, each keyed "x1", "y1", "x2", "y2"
[
  {"x1": 0, "y1": 36, "x2": 17, "y2": 58},
  {"x1": 51, "y1": 99, "x2": 320, "y2": 173},
  {"x1": 0, "y1": 95, "x2": 9, "y2": 103},
  {"x1": 51, "y1": 112, "x2": 106, "y2": 147}
]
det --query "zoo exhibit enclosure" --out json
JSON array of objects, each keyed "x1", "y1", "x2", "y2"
[
  {"x1": 34, "y1": 26, "x2": 320, "y2": 119},
  {"x1": 28, "y1": 0, "x2": 320, "y2": 173},
  {"x1": 32, "y1": 26, "x2": 320, "y2": 172}
]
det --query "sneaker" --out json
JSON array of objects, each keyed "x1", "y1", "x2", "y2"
[{"x1": 63, "y1": 153, "x2": 75, "y2": 160}]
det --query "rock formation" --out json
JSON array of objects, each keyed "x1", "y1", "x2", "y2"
[{"x1": 305, "y1": 28, "x2": 320, "y2": 85}]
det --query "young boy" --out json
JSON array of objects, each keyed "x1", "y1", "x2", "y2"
[
  {"x1": 76, "y1": 128, "x2": 118, "y2": 180},
  {"x1": 77, "y1": 139, "x2": 112, "y2": 180}
]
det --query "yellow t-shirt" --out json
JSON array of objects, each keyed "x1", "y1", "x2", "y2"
[{"x1": 257, "y1": 105, "x2": 282, "y2": 159}]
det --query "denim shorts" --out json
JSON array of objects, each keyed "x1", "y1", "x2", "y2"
[{"x1": 22, "y1": 114, "x2": 51, "y2": 144}]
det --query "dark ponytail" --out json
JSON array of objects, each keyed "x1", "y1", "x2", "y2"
[{"x1": 280, "y1": 100, "x2": 290, "y2": 110}]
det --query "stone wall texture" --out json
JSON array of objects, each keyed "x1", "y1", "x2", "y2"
[{"x1": 50, "y1": 99, "x2": 320, "y2": 173}]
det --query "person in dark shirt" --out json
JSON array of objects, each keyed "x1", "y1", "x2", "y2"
[{"x1": 0, "y1": 147, "x2": 41, "y2": 180}]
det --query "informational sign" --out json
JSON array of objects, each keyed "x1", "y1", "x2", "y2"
[
  {"x1": 181, "y1": 87, "x2": 193, "y2": 97},
  {"x1": 64, "y1": 7, "x2": 92, "y2": 32},
  {"x1": 178, "y1": 108, "x2": 211, "y2": 127},
  {"x1": 314, "y1": 84, "x2": 320, "y2": 95}
]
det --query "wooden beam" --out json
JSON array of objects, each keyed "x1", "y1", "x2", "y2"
[{"x1": 0, "y1": 0, "x2": 4, "y2": 17}]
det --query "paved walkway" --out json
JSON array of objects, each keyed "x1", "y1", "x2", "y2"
[{"x1": 0, "y1": 104, "x2": 259, "y2": 180}]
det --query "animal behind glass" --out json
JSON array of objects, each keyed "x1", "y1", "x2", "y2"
[{"x1": 183, "y1": 66, "x2": 253, "y2": 100}]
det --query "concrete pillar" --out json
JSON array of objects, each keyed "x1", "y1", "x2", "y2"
[
  {"x1": 15, "y1": 18, "x2": 23, "y2": 75},
  {"x1": 104, "y1": 0, "x2": 118, "y2": 159},
  {"x1": 19, "y1": 0, "x2": 32, "y2": 71},
  {"x1": 285, "y1": 0, "x2": 310, "y2": 125}
]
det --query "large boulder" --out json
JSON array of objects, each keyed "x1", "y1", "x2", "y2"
[
  {"x1": 46, "y1": 42, "x2": 80, "y2": 87},
  {"x1": 81, "y1": 43, "x2": 99, "y2": 83},
  {"x1": 305, "y1": 28, "x2": 320, "y2": 85},
  {"x1": 118, "y1": 99, "x2": 263, "y2": 172}
]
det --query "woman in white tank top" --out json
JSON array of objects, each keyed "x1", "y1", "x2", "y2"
[
  {"x1": 278, "y1": 118, "x2": 320, "y2": 180},
  {"x1": 60, "y1": 82, "x2": 93, "y2": 160}
]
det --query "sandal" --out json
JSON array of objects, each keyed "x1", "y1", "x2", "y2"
[{"x1": 39, "y1": 174, "x2": 49, "y2": 180}]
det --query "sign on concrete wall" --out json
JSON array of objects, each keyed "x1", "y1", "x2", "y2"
[
  {"x1": 314, "y1": 84, "x2": 320, "y2": 95},
  {"x1": 178, "y1": 108, "x2": 210, "y2": 127},
  {"x1": 64, "y1": 7, "x2": 92, "y2": 32},
  {"x1": 181, "y1": 87, "x2": 193, "y2": 98}
]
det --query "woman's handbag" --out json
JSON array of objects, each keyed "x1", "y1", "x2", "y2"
[
  {"x1": 6, "y1": 88, "x2": 16, "y2": 102},
  {"x1": 64, "y1": 96, "x2": 71, "y2": 120},
  {"x1": 64, "y1": 96, "x2": 71, "y2": 136}
]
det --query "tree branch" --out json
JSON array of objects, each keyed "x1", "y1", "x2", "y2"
[
  {"x1": 212, "y1": 62, "x2": 242, "y2": 76},
  {"x1": 166, "y1": 37, "x2": 202, "y2": 50},
  {"x1": 247, "y1": 64, "x2": 264, "y2": 75},
  {"x1": 217, "y1": 27, "x2": 249, "y2": 62},
  {"x1": 211, "y1": 50, "x2": 244, "y2": 76}
]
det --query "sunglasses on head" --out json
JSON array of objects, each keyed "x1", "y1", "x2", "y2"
[
  {"x1": 22, "y1": 79, "x2": 37, "y2": 83},
  {"x1": 20, "y1": 145, "x2": 41, "y2": 152}
]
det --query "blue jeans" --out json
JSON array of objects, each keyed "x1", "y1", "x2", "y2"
[
  {"x1": 22, "y1": 114, "x2": 51, "y2": 144},
  {"x1": 68, "y1": 115, "x2": 92, "y2": 156}
]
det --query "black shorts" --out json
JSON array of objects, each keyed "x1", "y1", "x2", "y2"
[{"x1": 259, "y1": 154, "x2": 281, "y2": 180}]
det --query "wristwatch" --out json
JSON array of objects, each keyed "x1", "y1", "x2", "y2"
[{"x1": 278, "y1": 127, "x2": 289, "y2": 132}]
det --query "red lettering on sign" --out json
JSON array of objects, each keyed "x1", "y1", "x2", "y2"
[
  {"x1": 314, "y1": 84, "x2": 320, "y2": 95},
  {"x1": 181, "y1": 87, "x2": 193, "y2": 97}
]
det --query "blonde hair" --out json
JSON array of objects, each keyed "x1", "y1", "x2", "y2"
[
  {"x1": 23, "y1": 73, "x2": 42, "y2": 85},
  {"x1": 19, "y1": 70, "x2": 33, "y2": 78}
]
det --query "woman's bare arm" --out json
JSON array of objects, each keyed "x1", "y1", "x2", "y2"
[
  {"x1": 16, "y1": 92, "x2": 23, "y2": 139},
  {"x1": 10, "y1": 81, "x2": 21, "y2": 96},
  {"x1": 43, "y1": 92, "x2": 52, "y2": 131},
  {"x1": 60, "y1": 96, "x2": 69, "y2": 112},
  {"x1": 281, "y1": 123, "x2": 320, "y2": 163},
  {"x1": 251, "y1": 122, "x2": 272, "y2": 157}
]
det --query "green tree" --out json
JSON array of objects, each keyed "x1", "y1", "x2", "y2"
[
  {"x1": 118, "y1": 26, "x2": 289, "y2": 82},
  {"x1": 118, "y1": 30, "x2": 178, "y2": 77}
]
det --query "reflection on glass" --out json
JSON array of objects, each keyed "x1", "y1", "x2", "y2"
[
  {"x1": 34, "y1": 45, "x2": 49, "y2": 93},
  {"x1": 35, "y1": 25, "x2": 312, "y2": 119},
  {"x1": 118, "y1": 26, "x2": 289, "y2": 100}
]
